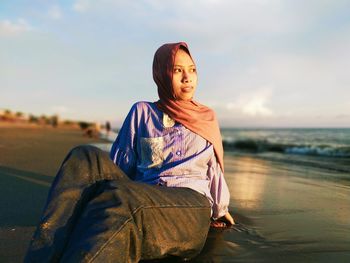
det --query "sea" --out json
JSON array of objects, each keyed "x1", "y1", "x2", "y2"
[{"x1": 221, "y1": 127, "x2": 350, "y2": 183}]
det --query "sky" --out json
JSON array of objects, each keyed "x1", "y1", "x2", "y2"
[{"x1": 1, "y1": 0, "x2": 350, "y2": 128}]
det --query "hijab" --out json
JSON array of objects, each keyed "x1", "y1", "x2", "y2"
[{"x1": 153, "y1": 42, "x2": 224, "y2": 172}]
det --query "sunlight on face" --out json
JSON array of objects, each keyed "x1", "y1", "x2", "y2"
[{"x1": 172, "y1": 48, "x2": 198, "y2": 101}]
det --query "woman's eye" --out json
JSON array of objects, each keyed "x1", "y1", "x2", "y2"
[
  {"x1": 174, "y1": 68, "x2": 182, "y2": 73},
  {"x1": 190, "y1": 68, "x2": 196, "y2": 73}
]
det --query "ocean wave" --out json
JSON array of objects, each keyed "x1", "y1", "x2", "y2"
[{"x1": 223, "y1": 139, "x2": 350, "y2": 158}]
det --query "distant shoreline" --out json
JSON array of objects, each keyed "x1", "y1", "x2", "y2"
[{"x1": 0, "y1": 121, "x2": 80, "y2": 129}]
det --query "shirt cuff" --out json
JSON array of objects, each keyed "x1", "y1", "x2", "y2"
[{"x1": 211, "y1": 204, "x2": 228, "y2": 220}]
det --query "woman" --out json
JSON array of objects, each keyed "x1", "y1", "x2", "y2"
[{"x1": 25, "y1": 42, "x2": 234, "y2": 263}]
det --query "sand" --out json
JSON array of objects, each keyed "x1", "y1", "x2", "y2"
[
  {"x1": 1, "y1": 126, "x2": 350, "y2": 262},
  {"x1": 212, "y1": 154, "x2": 350, "y2": 262},
  {"x1": 0, "y1": 126, "x2": 105, "y2": 262}
]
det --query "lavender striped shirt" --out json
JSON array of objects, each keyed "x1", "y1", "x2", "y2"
[{"x1": 110, "y1": 101, "x2": 230, "y2": 218}]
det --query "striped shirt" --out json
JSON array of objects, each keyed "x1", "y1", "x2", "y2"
[{"x1": 110, "y1": 101, "x2": 230, "y2": 218}]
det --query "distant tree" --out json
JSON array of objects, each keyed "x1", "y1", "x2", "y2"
[
  {"x1": 40, "y1": 115, "x2": 51, "y2": 125},
  {"x1": 16, "y1": 111, "x2": 23, "y2": 117},
  {"x1": 29, "y1": 114, "x2": 39, "y2": 123},
  {"x1": 3, "y1": 109, "x2": 13, "y2": 121},
  {"x1": 51, "y1": 115, "x2": 59, "y2": 127},
  {"x1": 63, "y1": 120, "x2": 74, "y2": 125},
  {"x1": 78, "y1": 121, "x2": 91, "y2": 130}
]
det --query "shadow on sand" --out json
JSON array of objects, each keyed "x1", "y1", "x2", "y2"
[
  {"x1": 0, "y1": 166, "x2": 52, "y2": 227},
  {"x1": 0, "y1": 166, "x2": 53, "y2": 262}
]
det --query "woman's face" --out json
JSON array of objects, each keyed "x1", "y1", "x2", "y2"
[{"x1": 172, "y1": 49, "x2": 197, "y2": 101}]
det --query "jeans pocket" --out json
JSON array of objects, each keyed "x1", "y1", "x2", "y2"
[{"x1": 140, "y1": 136, "x2": 165, "y2": 168}]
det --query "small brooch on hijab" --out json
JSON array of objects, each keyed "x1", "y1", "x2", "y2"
[{"x1": 163, "y1": 112, "x2": 175, "y2": 128}]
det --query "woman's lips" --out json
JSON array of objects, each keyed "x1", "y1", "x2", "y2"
[{"x1": 181, "y1": 86, "x2": 193, "y2": 93}]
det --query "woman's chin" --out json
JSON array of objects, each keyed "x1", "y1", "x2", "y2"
[{"x1": 176, "y1": 95, "x2": 193, "y2": 101}]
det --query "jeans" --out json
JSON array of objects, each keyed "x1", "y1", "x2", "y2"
[{"x1": 25, "y1": 146, "x2": 211, "y2": 263}]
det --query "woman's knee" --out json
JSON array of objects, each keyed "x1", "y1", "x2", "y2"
[
  {"x1": 64, "y1": 145, "x2": 127, "y2": 181},
  {"x1": 68, "y1": 145, "x2": 105, "y2": 160},
  {"x1": 65, "y1": 145, "x2": 111, "y2": 168}
]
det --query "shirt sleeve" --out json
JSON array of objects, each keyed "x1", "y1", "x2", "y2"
[
  {"x1": 110, "y1": 103, "x2": 138, "y2": 179},
  {"x1": 207, "y1": 152, "x2": 230, "y2": 219}
]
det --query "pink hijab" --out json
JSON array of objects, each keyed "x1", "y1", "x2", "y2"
[{"x1": 153, "y1": 42, "x2": 224, "y2": 172}]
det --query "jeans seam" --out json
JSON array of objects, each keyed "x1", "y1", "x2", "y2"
[
  {"x1": 84, "y1": 174, "x2": 127, "y2": 184},
  {"x1": 88, "y1": 204, "x2": 210, "y2": 262}
]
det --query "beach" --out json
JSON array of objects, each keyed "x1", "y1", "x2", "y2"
[
  {"x1": 212, "y1": 153, "x2": 350, "y2": 262},
  {"x1": 1, "y1": 126, "x2": 350, "y2": 262},
  {"x1": 0, "y1": 125, "x2": 105, "y2": 262}
]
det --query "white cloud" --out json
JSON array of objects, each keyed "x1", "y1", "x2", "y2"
[
  {"x1": 72, "y1": 0, "x2": 136, "y2": 13},
  {"x1": 73, "y1": 0, "x2": 89, "y2": 12},
  {"x1": 224, "y1": 88, "x2": 274, "y2": 117},
  {"x1": 242, "y1": 96, "x2": 273, "y2": 117},
  {"x1": 48, "y1": 5, "x2": 63, "y2": 20},
  {"x1": 0, "y1": 18, "x2": 33, "y2": 37},
  {"x1": 73, "y1": 0, "x2": 90, "y2": 12}
]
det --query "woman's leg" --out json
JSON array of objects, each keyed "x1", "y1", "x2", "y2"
[
  {"x1": 25, "y1": 145, "x2": 128, "y2": 262},
  {"x1": 26, "y1": 145, "x2": 211, "y2": 263},
  {"x1": 60, "y1": 182, "x2": 211, "y2": 263}
]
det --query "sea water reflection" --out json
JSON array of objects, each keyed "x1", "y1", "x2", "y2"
[
  {"x1": 225, "y1": 155, "x2": 269, "y2": 211},
  {"x1": 223, "y1": 153, "x2": 350, "y2": 262}
]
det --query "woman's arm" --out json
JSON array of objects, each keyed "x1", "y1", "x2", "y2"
[
  {"x1": 110, "y1": 104, "x2": 139, "y2": 179},
  {"x1": 207, "y1": 152, "x2": 235, "y2": 227}
]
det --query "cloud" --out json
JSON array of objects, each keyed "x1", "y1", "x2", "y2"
[
  {"x1": 0, "y1": 18, "x2": 33, "y2": 37},
  {"x1": 48, "y1": 5, "x2": 63, "y2": 20},
  {"x1": 72, "y1": 0, "x2": 137, "y2": 14},
  {"x1": 73, "y1": 0, "x2": 92, "y2": 12},
  {"x1": 225, "y1": 88, "x2": 274, "y2": 117},
  {"x1": 242, "y1": 96, "x2": 273, "y2": 117}
]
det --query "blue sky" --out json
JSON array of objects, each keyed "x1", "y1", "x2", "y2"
[{"x1": 1, "y1": 0, "x2": 350, "y2": 127}]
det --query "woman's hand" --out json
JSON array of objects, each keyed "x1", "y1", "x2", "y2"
[
  {"x1": 210, "y1": 212, "x2": 235, "y2": 228},
  {"x1": 223, "y1": 211, "x2": 235, "y2": 225}
]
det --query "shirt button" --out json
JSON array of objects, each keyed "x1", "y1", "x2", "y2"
[{"x1": 176, "y1": 151, "x2": 181, "y2": 156}]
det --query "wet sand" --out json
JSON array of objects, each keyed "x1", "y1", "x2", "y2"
[
  {"x1": 1, "y1": 127, "x2": 350, "y2": 262},
  {"x1": 0, "y1": 126, "x2": 105, "y2": 262},
  {"x1": 211, "y1": 154, "x2": 350, "y2": 263}
]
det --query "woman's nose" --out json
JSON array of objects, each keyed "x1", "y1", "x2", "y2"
[{"x1": 182, "y1": 71, "x2": 192, "y2": 83}]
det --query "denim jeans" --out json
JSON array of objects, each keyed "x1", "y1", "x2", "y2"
[{"x1": 25, "y1": 146, "x2": 211, "y2": 263}]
